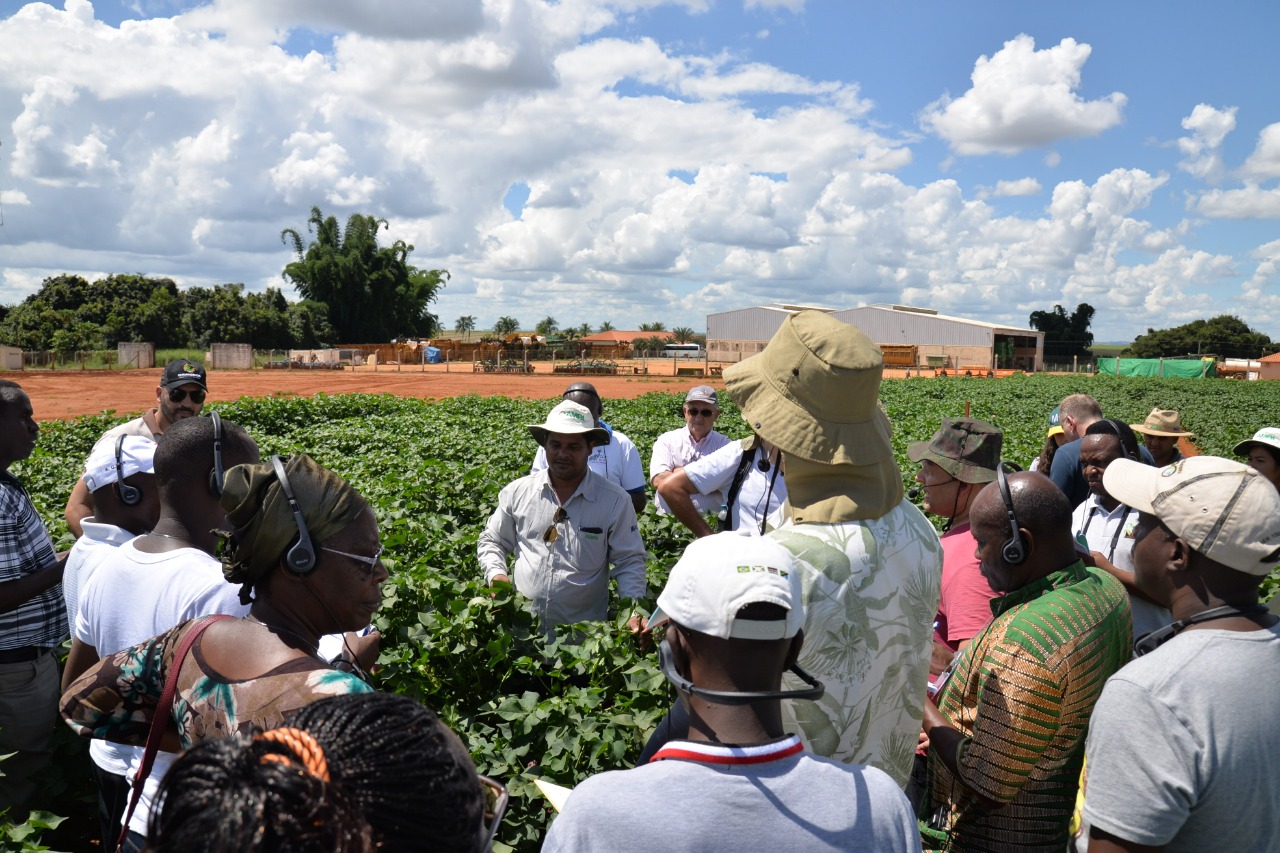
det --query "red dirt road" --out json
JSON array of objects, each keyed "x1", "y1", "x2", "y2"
[{"x1": 15, "y1": 363, "x2": 714, "y2": 421}]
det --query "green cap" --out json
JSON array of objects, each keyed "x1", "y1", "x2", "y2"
[{"x1": 907, "y1": 418, "x2": 1003, "y2": 484}]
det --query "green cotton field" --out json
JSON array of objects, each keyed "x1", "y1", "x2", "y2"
[{"x1": 18, "y1": 375, "x2": 1280, "y2": 851}]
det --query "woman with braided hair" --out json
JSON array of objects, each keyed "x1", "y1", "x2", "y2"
[
  {"x1": 63, "y1": 455, "x2": 384, "y2": 760},
  {"x1": 148, "y1": 694, "x2": 496, "y2": 853}
]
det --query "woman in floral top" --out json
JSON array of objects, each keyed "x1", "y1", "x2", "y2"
[{"x1": 62, "y1": 454, "x2": 385, "y2": 750}]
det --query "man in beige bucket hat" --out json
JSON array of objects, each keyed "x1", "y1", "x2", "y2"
[
  {"x1": 1129, "y1": 408, "x2": 1193, "y2": 468},
  {"x1": 720, "y1": 310, "x2": 943, "y2": 788}
]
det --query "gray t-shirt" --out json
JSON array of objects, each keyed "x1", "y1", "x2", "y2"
[
  {"x1": 542, "y1": 736, "x2": 922, "y2": 853},
  {"x1": 1083, "y1": 623, "x2": 1280, "y2": 852}
]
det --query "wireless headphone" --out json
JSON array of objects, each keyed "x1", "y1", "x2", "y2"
[
  {"x1": 271, "y1": 455, "x2": 317, "y2": 575},
  {"x1": 208, "y1": 411, "x2": 225, "y2": 495},
  {"x1": 996, "y1": 461, "x2": 1026, "y2": 565},
  {"x1": 114, "y1": 434, "x2": 142, "y2": 507},
  {"x1": 1090, "y1": 418, "x2": 1140, "y2": 461}
]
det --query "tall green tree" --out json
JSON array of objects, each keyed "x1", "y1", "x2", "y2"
[
  {"x1": 670, "y1": 326, "x2": 696, "y2": 343},
  {"x1": 1125, "y1": 315, "x2": 1273, "y2": 359},
  {"x1": 1028, "y1": 303, "x2": 1094, "y2": 361},
  {"x1": 598, "y1": 320, "x2": 614, "y2": 332},
  {"x1": 455, "y1": 315, "x2": 476, "y2": 340},
  {"x1": 535, "y1": 316, "x2": 559, "y2": 336},
  {"x1": 639, "y1": 321, "x2": 667, "y2": 332},
  {"x1": 493, "y1": 316, "x2": 520, "y2": 336},
  {"x1": 281, "y1": 206, "x2": 448, "y2": 343}
]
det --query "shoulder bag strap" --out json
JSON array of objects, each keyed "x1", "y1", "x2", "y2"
[
  {"x1": 717, "y1": 440, "x2": 758, "y2": 533},
  {"x1": 115, "y1": 613, "x2": 232, "y2": 851}
]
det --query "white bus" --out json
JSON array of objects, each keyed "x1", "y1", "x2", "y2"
[{"x1": 661, "y1": 343, "x2": 703, "y2": 359}]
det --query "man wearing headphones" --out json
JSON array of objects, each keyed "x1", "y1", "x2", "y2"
[
  {"x1": 64, "y1": 360, "x2": 209, "y2": 538},
  {"x1": 544, "y1": 533, "x2": 920, "y2": 852},
  {"x1": 61, "y1": 436, "x2": 160, "y2": 631},
  {"x1": 1083, "y1": 457, "x2": 1280, "y2": 853},
  {"x1": 919, "y1": 470, "x2": 1131, "y2": 851},
  {"x1": 530, "y1": 382, "x2": 646, "y2": 514},
  {"x1": 62, "y1": 415, "x2": 259, "y2": 850},
  {"x1": 1071, "y1": 420, "x2": 1171, "y2": 640}
]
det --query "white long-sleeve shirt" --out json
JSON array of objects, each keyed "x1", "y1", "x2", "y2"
[{"x1": 478, "y1": 469, "x2": 647, "y2": 626}]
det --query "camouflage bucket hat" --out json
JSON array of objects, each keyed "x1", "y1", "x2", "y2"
[{"x1": 907, "y1": 418, "x2": 1003, "y2": 484}]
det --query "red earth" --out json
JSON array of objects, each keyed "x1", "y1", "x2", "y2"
[{"x1": 15, "y1": 361, "x2": 723, "y2": 421}]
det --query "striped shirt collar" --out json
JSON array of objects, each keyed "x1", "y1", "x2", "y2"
[{"x1": 649, "y1": 735, "x2": 804, "y2": 766}]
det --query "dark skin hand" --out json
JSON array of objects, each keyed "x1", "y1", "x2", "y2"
[{"x1": 920, "y1": 699, "x2": 1002, "y2": 812}]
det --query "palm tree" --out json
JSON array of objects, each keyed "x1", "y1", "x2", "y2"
[
  {"x1": 455, "y1": 315, "x2": 476, "y2": 340},
  {"x1": 599, "y1": 320, "x2": 615, "y2": 332},
  {"x1": 576, "y1": 322, "x2": 591, "y2": 337},
  {"x1": 671, "y1": 326, "x2": 696, "y2": 343},
  {"x1": 639, "y1": 321, "x2": 667, "y2": 332},
  {"x1": 535, "y1": 316, "x2": 559, "y2": 336},
  {"x1": 493, "y1": 316, "x2": 520, "y2": 336}
]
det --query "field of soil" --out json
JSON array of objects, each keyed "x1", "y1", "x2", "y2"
[{"x1": 15, "y1": 360, "x2": 740, "y2": 421}]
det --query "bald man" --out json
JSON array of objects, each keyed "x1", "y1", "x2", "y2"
[{"x1": 920, "y1": 470, "x2": 1131, "y2": 851}]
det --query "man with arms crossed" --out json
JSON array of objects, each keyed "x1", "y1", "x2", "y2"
[
  {"x1": 480, "y1": 400, "x2": 647, "y2": 634},
  {"x1": 544, "y1": 532, "x2": 921, "y2": 853},
  {"x1": 64, "y1": 359, "x2": 209, "y2": 537},
  {"x1": 1084, "y1": 456, "x2": 1280, "y2": 853},
  {"x1": 650, "y1": 385, "x2": 730, "y2": 515},
  {"x1": 657, "y1": 433, "x2": 787, "y2": 537}
]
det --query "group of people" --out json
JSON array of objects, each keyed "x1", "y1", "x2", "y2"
[
  {"x1": 2, "y1": 309, "x2": 1278, "y2": 852},
  {"x1": 477, "y1": 311, "x2": 1280, "y2": 852},
  {"x1": 0, "y1": 364, "x2": 492, "y2": 852}
]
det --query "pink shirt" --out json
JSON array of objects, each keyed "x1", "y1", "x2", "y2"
[{"x1": 932, "y1": 522, "x2": 999, "y2": 650}]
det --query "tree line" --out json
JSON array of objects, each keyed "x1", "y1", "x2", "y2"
[
  {"x1": 0, "y1": 207, "x2": 446, "y2": 353},
  {"x1": 1028, "y1": 303, "x2": 1275, "y2": 361}
]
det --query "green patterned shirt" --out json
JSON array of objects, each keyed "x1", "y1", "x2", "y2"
[
  {"x1": 923, "y1": 560, "x2": 1131, "y2": 852},
  {"x1": 769, "y1": 500, "x2": 943, "y2": 787}
]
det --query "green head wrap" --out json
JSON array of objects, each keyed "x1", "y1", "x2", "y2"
[{"x1": 218, "y1": 454, "x2": 368, "y2": 604}]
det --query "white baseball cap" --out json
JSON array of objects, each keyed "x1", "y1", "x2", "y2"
[
  {"x1": 649, "y1": 531, "x2": 804, "y2": 640},
  {"x1": 1103, "y1": 456, "x2": 1280, "y2": 576},
  {"x1": 83, "y1": 436, "x2": 156, "y2": 492}
]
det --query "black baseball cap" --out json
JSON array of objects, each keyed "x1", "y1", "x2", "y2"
[{"x1": 161, "y1": 359, "x2": 207, "y2": 390}]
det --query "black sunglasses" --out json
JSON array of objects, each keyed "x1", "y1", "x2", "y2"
[
  {"x1": 168, "y1": 387, "x2": 206, "y2": 404},
  {"x1": 685, "y1": 407, "x2": 714, "y2": 417},
  {"x1": 543, "y1": 506, "x2": 568, "y2": 543}
]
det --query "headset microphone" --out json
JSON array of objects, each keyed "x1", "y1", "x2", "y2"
[{"x1": 907, "y1": 486, "x2": 922, "y2": 500}]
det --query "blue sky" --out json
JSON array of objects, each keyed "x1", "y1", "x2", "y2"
[{"x1": 1, "y1": 0, "x2": 1278, "y2": 343}]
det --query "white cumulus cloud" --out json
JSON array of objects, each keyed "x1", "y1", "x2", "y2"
[
  {"x1": 1240, "y1": 122, "x2": 1280, "y2": 181},
  {"x1": 921, "y1": 34, "x2": 1126, "y2": 156},
  {"x1": 1176, "y1": 104, "x2": 1237, "y2": 182}
]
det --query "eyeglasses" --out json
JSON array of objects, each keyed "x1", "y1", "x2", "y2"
[
  {"x1": 319, "y1": 544, "x2": 384, "y2": 576},
  {"x1": 542, "y1": 507, "x2": 568, "y2": 544},
  {"x1": 479, "y1": 775, "x2": 509, "y2": 850},
  {"x1": 168, "y1": 387, "x2": 206, "y2": 404},
  {"x1": 685, "y1": 407, "x2": 714, "y2": 418}
]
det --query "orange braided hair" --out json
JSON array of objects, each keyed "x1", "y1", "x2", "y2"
[{"x1": 255, "y1": 727, "x2": 331, "y2": 782}]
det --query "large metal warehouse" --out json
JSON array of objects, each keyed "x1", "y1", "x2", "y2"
[{"x1": 707, "y1": 304, "x2": 1044, "y2": 372}]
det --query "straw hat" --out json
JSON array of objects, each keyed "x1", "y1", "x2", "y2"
[
  {"x1": 722, "y1": 311, "x2": 892, "y2": 466},
  {"x1": 1130, "y1": 408, "x2": 1194, "y2": 438}
]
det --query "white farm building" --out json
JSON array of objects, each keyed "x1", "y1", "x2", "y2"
[{"x1": 707, "y1": 304, "x2": 1044, "y2": 373}]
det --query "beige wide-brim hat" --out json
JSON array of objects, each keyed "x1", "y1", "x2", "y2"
[
  {"x1": 723, "y1": 311, "x2": 893, "y2": 466},
  {"x1": 527, "y1": 400, "x2": 609, "y2": 447},
  {"x1": 1131, "y1": 408, "x2": 1194, "y2": 437}
]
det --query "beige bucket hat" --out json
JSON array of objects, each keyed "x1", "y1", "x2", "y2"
[
  {"x1": 1130, "y1": 408, "x2": 1194, "y2": 438},
  {"x1": 723, "y1": 311, "x2": 893, "y2": 466}
]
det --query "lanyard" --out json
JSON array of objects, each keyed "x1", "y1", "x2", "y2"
[{"x1": 1079, "y1": 503, "x2": 1131, "y2": 563}]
